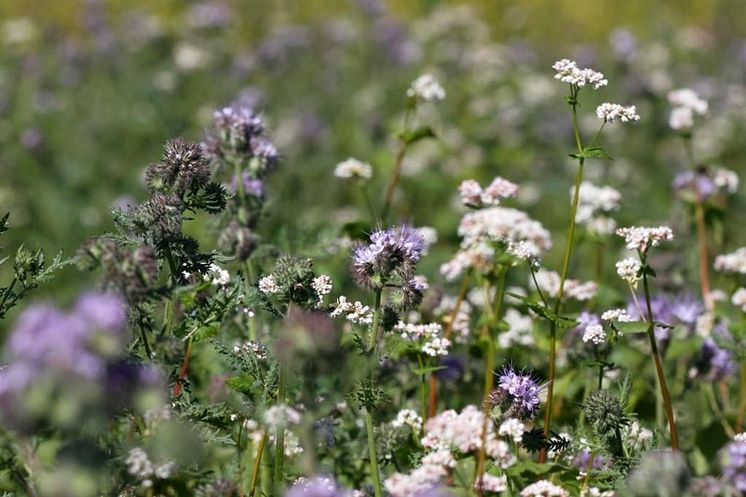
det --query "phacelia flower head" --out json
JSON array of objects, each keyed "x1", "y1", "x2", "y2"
[
  {"x1": 352, "y1": 225, "x2": 426, "y2": 290},
  {"x1": 204, "y1": 104, "x2": 279, "y2": 176},
  {"x1": 489, "y1": 366, "x2": 542, "y2": 419},
  {"x1": 145, "y1": 138, "x2": 211, "y2": 196},
  {"x1": 722, "y1": 436, "x2": 746, "y2": 493}
]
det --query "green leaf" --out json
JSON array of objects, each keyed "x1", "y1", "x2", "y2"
[
  {"x1": 614, "y1": 321, "x2": 649, "y2": 334},
  {"x1": 398, "y1": 126, "x2": 435, "y2": 145},
  {"x1": 224, "y1": 375, "x2": 255, "y2": 396},
  {"x1": 507, "y1": 292, "x2": 576, "y2": 329},
  {"x1": 411, "y1": 365, "x2": 447, "y2": 376},
  {"x1": 569, "y1": 146, "x2": 613, "y2": 161}
]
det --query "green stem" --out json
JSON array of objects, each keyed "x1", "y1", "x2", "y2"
[
  {"x1": 138, "y1": 322, "x2": 153, "y2": 359},
  {"x1": 273, "y1": 365, "x2": 287, "y2": 495},
  {"x1": 642, "y1": 264, "x2": 679, "y2": 450},
  {"x1": 541, "y1": 92, "x2": 586, "y2": 461},
  {"x1": 248, "y1": 431, "x2": 268, "y2": 497},
  {"x1": 417, "y1": 354, "x2": 428, "y2": 425},
  {"x1": 368, "y1": 289, "x2": 383, "y2": 353},
  {"x1": 245, "y1": 260, "x2": 257, "y2": 341},
  {"x1": 364, "y1": 409, "x2": 383, "y2": 497}
]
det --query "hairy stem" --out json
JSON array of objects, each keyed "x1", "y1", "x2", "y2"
[
  {"x1": 642, "y1": 267, "x2": 679, "y2": 449},
  {"x1": 273, "y1": 365, "x2": 287, "y2": 495},
  {"x1": 365, "y1": 289, "x2": 384, "y2": 497}
]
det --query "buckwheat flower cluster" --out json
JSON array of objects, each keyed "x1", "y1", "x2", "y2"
[
  {"x1": 500, "y1": 308, "x2": 535, "y2": 348},
  {"x1": 441, "y1": 207, "x2": 551, "y2": 281},
  {"x1": 264, "y1": 404, "x2": 302, "y2": 429},
  {"x1": 474, "y1": 474, "x2": 508, "y2": 493},
  {"x1": 714, "y1": 247, "x2": 746, "y2": 274},
  {"x1": 582, "y1": 324, "x2": 606, "y2": 345},
  {"x1": 533, "y1": 270, "x2": 598, "y2": 301},
  {"x1": 383, "y1": 461, "x2": 448, "y2": 497},
  {"x1": 616, "y1": 257, "x2": 642, "y2": 287},
  {"x1": 489, "y1": 367, "x2": 543, "y2": 419},
  {"x1": 668, "y1": 88, "x2": 708, "y2": 131},
  {"x1": 391, "y1": 409, "x2": 423, "y2": 432},
  {"x1": 552, "y1": 59, "x2": 608, "y2": 89},
  {"x1": 623, "y1": 421, "x2": 654, "y2": 451},
  {"x1": 286, "y1": 476, "x2": 360, "y2": 497},
  {"x1": 329, "y1": 296, "x2": 373, "y2": 325},
  {"x1": 595, "y1": 103, "x2": 640, "y2": 123},
  {"x1": 259, "y1": 274, "x2": 280, "y2": 294},
  {"x1": 498, "y1": 418, "x2": 526, "y2": 443},
  {"x1": 395, "y1": 321, "x2": 452, "y2": 357},
  {"x1": 458, "y1": 176, "x2": 519, "y2": 208},
  {"x1": 433, "y1": 295, "x2": 473, "y2": 344},
  {"x1": 520, "y1": 479, "x2": 570, "y2": 497},
  {"x1": 233, "y1": 340, "x2": 268, "y2": 360},
  {"x1": 126, "y1": 448, "x2": 176, "y2": 488},
  {"x1": 601, "y1": 308, "x2": 634, "y2": 323},
  {"x1": 352, "y1": 225, "x2": 426, "y2": 291},
  {"x1": 334, "y1": 158, "x2": 373, "y2": 180},
  {"x1": 421, "y1": 405, "x2": 514, "y2": 468},
  {"x1": 575, "y1": 182, "x2": 621, "y2": 235},
  {"x1": 732, "y1": 288, "x2": 746, "y2": 312},
  {"x1": 406, "y1": 73, "x2": 446, "y2": 101},
  {"x1": 312, "y1": 275, "x2": 333, "y2": 306},
  {"x1": 615, "y1": 226, "x2": 674, "y2": 253},
  {"x1": 203, "y1": 263, "x2": 230, "y2": 286}
]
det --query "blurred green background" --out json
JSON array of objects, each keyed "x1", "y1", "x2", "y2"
[{"x1": 1, "y1": 0, "x2": 745, "y2": 324}]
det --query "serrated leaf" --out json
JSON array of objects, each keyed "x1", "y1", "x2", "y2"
[{"x1": 224, "y1": 375, "x2": 254, "y2": 396}]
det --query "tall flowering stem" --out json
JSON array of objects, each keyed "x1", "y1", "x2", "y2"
[
  {"x1": 476, "y1": 268, "x2": 507, "y2": 492},
  {"x1": 541, "y1": 86, "x2": 586, "y2": 460},
  {"x1": 365, "y1": 288, "x2": 383, "y2": 497},
  {"x1": 273, "y1": 365, "x2": 287, "y2": 495},
  {"x1": 641, "y1": 256, "x2": 679, "y2": 449}
]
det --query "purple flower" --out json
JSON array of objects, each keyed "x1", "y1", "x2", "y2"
[
  {"x1": 230, "y1": 172, "x2": 265, "y2": 198},
  {"x1": 351, "y1": 225, "x2": 425, "y2": 290},
  {"x1": 75, "y1": 292, "x2": 127, "y2": 334},
  {"x1": 490, "y1": 366, "x2": 542, "y2": 419},
  {"x1": 723, "y1": 439, "x2": 746, "y2": 492},
  {"x1": 572, "y1": 449, "x2": 606, "y2": 471},
  {"x1": 670, "y1": 293, "x2": 703, "y2": 325},
  {"x1": 435, "y1": 355, "x2": 465, "y2": 381},
  {"x1": 673, "y1": 169, "x2": 717, "y2": 200},
  {"x1": 690, "y1": 324, "x2": 736, "y2": 382}
]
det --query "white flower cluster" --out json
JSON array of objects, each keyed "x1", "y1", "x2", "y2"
[
  {"x1": 500, "y1": 308, "x2": 535, "y2": 348},
  {"x1": 395, "y1": 321, "x2": 452, "y2": 357},
  {"x1": 233, "y1": 340, "x2": 268, "y2": 360},
  {"x1": 312, "y1": 275, "x2": 333, "y2": 306},
  {"x1": 334, "y1": 158, "x2": 373, "y2": 180},
  {"x1": 458, "y1": 177, "x2": 519, "y2": 208},
  {"x1": 474, "y1": 474, "x2": 508, "y2": 493},
  {"x1": 433, "y1": 295, "x2": 472, "y2": 344},
  {"x1": 264, "y1": 404, "x2": 301, "y2": 429},
  {"x1": 417, "y1": 226, "x2": 438, "y2": 254},
  {"x1": 533, "y1": 270, "x2": 598, "y2": 301},
  {"x1": 391, "y1": 409, "x2": 423, "y2": 432},
  {"x1": 575, "y1": 182, "x2": 621, "y2": 235},
  {"x1": 383, "y1": 459, "x2": 448, "y2": 497},
  {"x1": 498, "y1": 418, "x2": 525, "y2": 443},
  {"x1": 734, "y1": 433, "x2": 746, "y2": 443},
  {"x1": 595, "y1": 103, "x2": 640, "y2": 123},
  {"x1": 580, "y1": 488, "x2": 616, "y2": 497},
  {"x1": 421, "y1": 405, "x2": 514, "y2": 469},
  {"x1": 714, "y1": 247, "x2": 746, "y2": 274},
  {"x1": 242, "y1": 418, "x2": 304, "y2": 457},
  {"x1": 582, "y1": 324, "x2": 606, "y2": 345},
  {"x1": 203, "y1": 263, "x2": 230, "y2": 286},
  {"x1": 441, "y1": 207, "x2": 552, "y2": 281},
  {"x1": 552, "y1": 59, "x2": 608, "y2": 89},
  {"x1": 507, "y1": 240, "x2": 543, "y2": 268},
  {"x1": 713, "y1": 167, "x2": 740, "y2": 194},
  {"x1": 731, "y1": 288, "x2": 746, "y2": 312},
  {"x1": 601, "y1": 308, "x2": 634, "y2": 323},
  {"x1": 407, "y1": 73, "x2": 446, "y2": 101},
  {"x1": 615, "y1": 257, "x2": 642, "y2": 287},
  {"x1": 615, "y1": 226, "x2": 673, "y2": 252},
  {"x1": 330, "y1": 296, "x2": 373, "y2": 325},
  {"x1": 520, "y1": 479, "x2": 570, "y2": 497},
  {"x1": 623, "y1": 421, "x2": 654, "y2": 451},
  {"x1": 258, "y1": 274, "x2": 280, "y2": 294},
  {"x1": 126, "y1": 448, "x2": 176, "y2": 488},
  {"x1": 668, "y1": 88, "x2": 708, "y2": 130}
]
